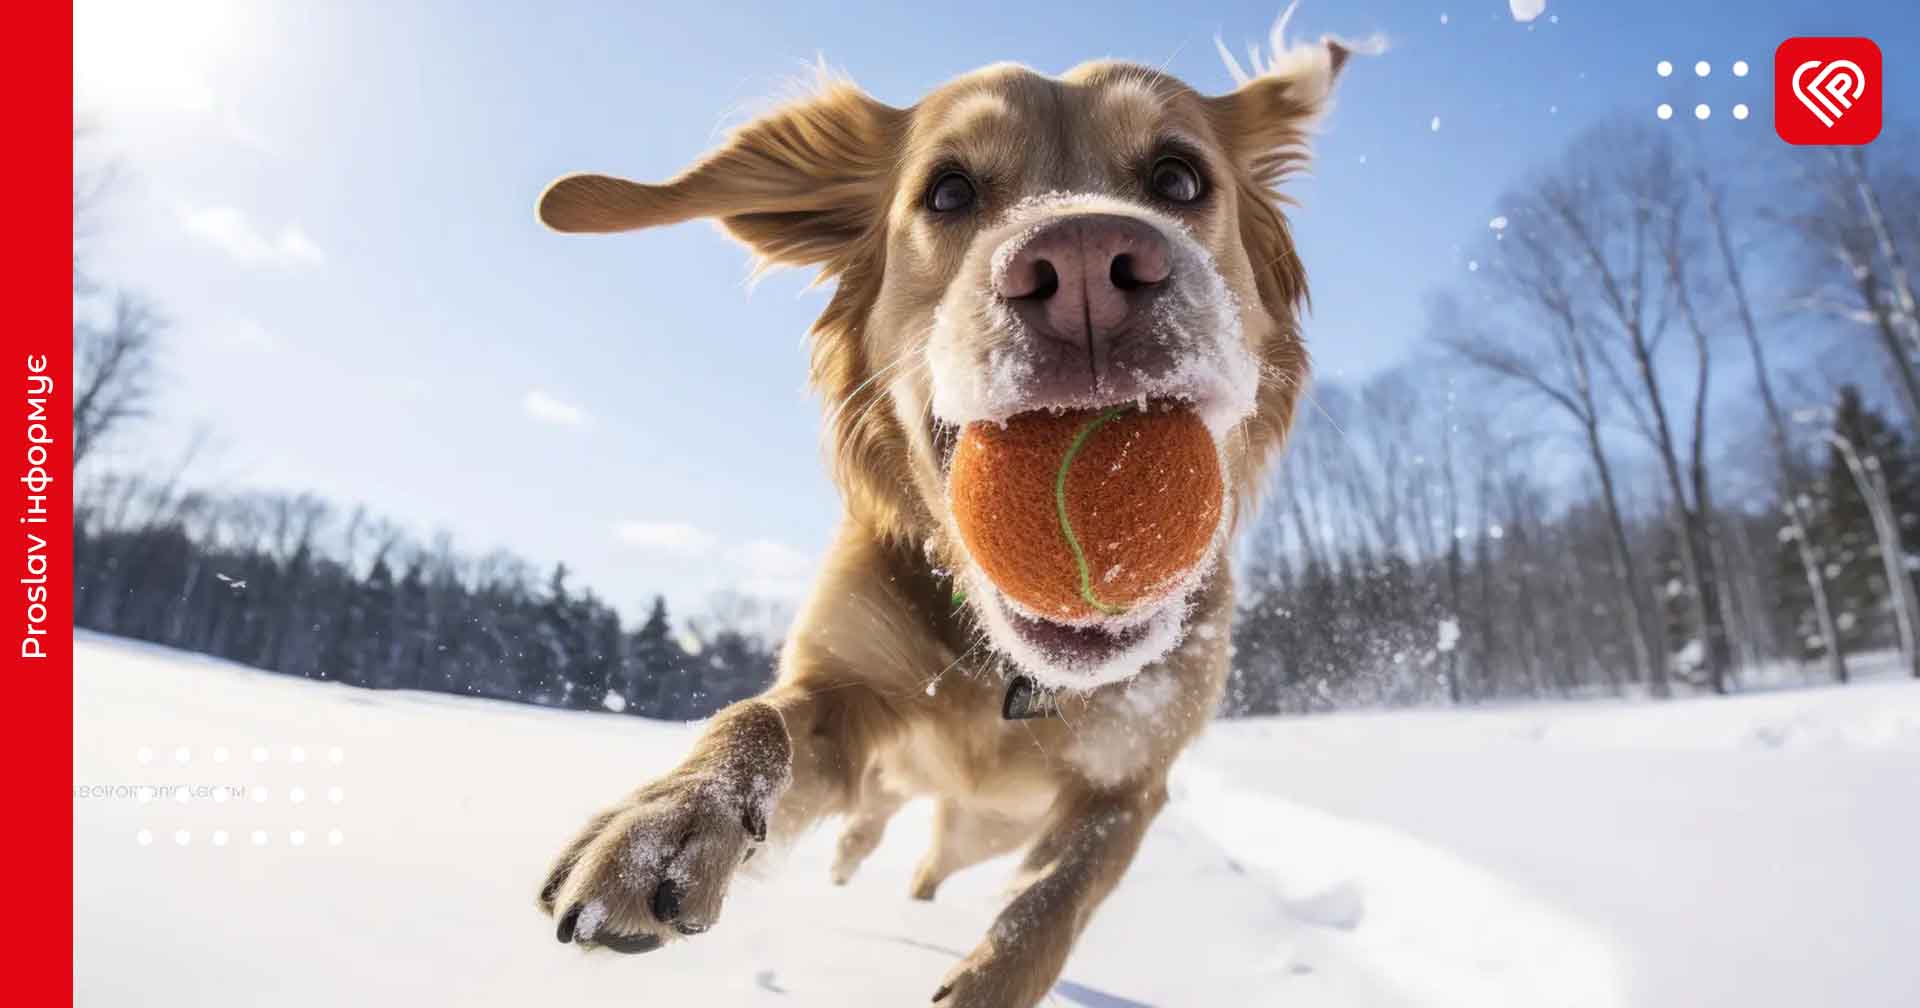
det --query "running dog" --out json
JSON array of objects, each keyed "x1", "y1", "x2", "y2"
[{"x1": 535, "y1": 21, "x2": 1351, "y2": 1006}]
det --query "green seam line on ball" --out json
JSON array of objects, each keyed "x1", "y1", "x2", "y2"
[{"x1": 1055, "y1": 405, "x2": 1128, "y2": 616}]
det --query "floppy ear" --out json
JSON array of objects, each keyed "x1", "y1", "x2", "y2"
[
  {"x1": 1208, "y1": 32, "x2": 1353, "y2": 187},
  {"x1": 538, "y1": 78, "x2": 905, "y2": 269}
]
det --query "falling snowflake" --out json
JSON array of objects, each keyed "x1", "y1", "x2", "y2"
[
  {"x1": 1430, "y1": 115, "x2": 1442, "y2": 132},
  {"x1": 1509, "y1": 0, "x2": 1546, "y2": 23}
]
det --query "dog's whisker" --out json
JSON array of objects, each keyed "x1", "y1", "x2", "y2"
[
  {"x1": 1051, "y1": 692, "x2": 1086, "y2": 747},
  {"x1": 826, "y1": 325, "x2": 937, "y2": 436},
  {"x1": 923, "y1": 638, "x2": 984, "y2": 697},
  {"x1": 826, "y1": 344, "x2": 919, "y2": 426},
  {"x1": 841, "y1": 358, "x2": 931, "y2": 437},
  {"x1": 1018, "y1": 716, "x2": 1052, "y2": 757}
]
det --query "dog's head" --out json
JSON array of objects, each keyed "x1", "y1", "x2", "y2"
[{"x1": 541, "y1": 30, "x2": 1347, "y2": 690}]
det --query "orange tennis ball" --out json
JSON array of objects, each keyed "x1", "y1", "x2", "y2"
[{"x1": 949, "y1": 404, "x2": 1225, "y2": 622}]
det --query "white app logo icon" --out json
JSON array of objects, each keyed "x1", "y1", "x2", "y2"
[{"x1": 1793, "y1": 58, "x2": 1868, "y2": 127}]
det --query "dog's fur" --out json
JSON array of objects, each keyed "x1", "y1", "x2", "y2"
[{"x1": 534, "y1": 25, "x2": 1348, "y2": 1006}]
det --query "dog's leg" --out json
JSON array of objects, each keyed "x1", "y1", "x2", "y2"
[
  {"x1": 931, "y1": 782, "x2": 1166, "y2": 1008},
  {"x1": 537, "y1": 681, "x2": 887, "y2": 952},
  {"x1": 910, "y1": 801, "x2": 1036, "y2": 902},
  {"x1": 831, "y1": 762, "x2": 908, "y2": 886}
]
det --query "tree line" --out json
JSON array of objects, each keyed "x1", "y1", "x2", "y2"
[
  {"x1": 1225, "y1": 122, "x2": 1920, "y2": 713},
  {"x1": 73, "y1": 476, "x2": 781, "y2": 718}
]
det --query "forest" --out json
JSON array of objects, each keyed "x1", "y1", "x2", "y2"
[
  {"x1": 1227, "y1": 122, "x2": 1920, "y2": 712},
  {"x1": 72, "y1": 484, "x2": 778, "y2": 718},
  {"x1": 73, "y1": 119, "x2": 1920, "y2": 719}
]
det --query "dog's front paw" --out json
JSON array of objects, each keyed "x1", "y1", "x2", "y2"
[
  {"x1": 930, "y1": 941, "x2": 1054, "y2": 1008},
  {"x1": 537, "y1": 715, "x2": 790, "y2": 953}
]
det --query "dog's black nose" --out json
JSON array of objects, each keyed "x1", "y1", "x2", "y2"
[{"x1": 994, "y1": 214, "x2": 1172, "y2": 376}]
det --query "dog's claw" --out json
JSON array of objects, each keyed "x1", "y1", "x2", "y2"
[
  {"x1": 538, "y1": 708, "x2": 792, "y2": 964},
  {"x1": 597, "y1": 932, "x2": 665, "y2": 955},
  {"x1": 743, "y1": 806, "x2": 767, "y2": 843},
  {"x1": 651, "y1": 879, "x2": 682, "y2": 923},
  {"x1": 932, "y1": 982, "x2": 953, "y2": 1002}
]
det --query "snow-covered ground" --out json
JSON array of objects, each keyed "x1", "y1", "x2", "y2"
[{"x1": 74, "y1": 632, "x2": 1920, "y2": 1007}]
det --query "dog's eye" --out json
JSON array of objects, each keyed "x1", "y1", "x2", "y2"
[
  {"x1": 1149, "y1": 156, "x2": 1203, "y2": 204},
  {"x1": 925, "y1": 171, "x2": 977, "y2": 214}
]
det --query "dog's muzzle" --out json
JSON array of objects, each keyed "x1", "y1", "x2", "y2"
[{"x1": 995, "y1": 213, "x2": 1175, "y2": 400}]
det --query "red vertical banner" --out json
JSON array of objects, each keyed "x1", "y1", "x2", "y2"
[{"x1": 1, "y1": 3, "x2": 74, "y2": 1002}]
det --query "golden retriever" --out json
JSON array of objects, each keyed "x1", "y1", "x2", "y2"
[{"x1": 533, "y1": 18, "x2": 1349, "y2": 1005}]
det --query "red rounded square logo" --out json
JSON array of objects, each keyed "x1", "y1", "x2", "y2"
[{"x1": 1776, "y1": 37, "x2": 1882, "y2": 145}]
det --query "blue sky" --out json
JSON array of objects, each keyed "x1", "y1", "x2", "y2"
[{"x1": 74, "y1": 0, "x2": 1916, "y2": 622}]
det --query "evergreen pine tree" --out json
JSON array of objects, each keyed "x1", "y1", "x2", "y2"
[{"x1": 1803, "y1": 387, "x2": 1920, "y2": 654}]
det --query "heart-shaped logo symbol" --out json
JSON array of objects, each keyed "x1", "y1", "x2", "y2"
[
  {"x1": 1791, "y1": 59, "x2": 1867, "y2": 127},
  {"x1": 1776, "y1": 38, "x2": 1882, "y2": 146}
]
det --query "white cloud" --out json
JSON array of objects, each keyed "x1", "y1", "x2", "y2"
[
  {"x1": 522, "y1": 389, "x2": 590, "y2": 428},
  {"x1": 727, "y1": 539, "x2": 814, "y2": 600},
  {"x1": 613, "y1": 521, "x2": 717, "y2": 557},
  {"x1": 610, "y1": 524, "x2": 815, "y2": 600},
  {"x1": 178, "y1": 205, "x2": 325, "y2": 267},
  {"x1": 277, "y1": 226, "x2": 326, "y2": 265}
]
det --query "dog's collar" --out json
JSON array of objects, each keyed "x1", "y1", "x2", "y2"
[{"x1": 1001, "y1": 675, "x2": 1060, "y2": 720}]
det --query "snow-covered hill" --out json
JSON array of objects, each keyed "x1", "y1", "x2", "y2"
[{"x1": 73, "y1": 633, "x2": 1920, "y2": 1007}]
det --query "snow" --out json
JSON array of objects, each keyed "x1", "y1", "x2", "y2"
[
  {"x1": 1508, "y1": 0, "x2": 1546, "y2": 23},
  {"x1": 75, "y1": 632, "x2": 1920, "y2": 1006}
]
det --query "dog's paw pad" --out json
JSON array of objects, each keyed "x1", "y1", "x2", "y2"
[{"x1": 539, "y1": 776, "x2": 772, "y2": 951}]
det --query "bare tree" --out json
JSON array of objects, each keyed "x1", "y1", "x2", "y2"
[
  {"x1": 1793, "y1": 146, "x2": 1920, "y2": 432},
  {"x1": 1839, "y1": 148, "x2": 1920, "y2": 356},
  {"x1": 1510, "y1": 124, "x2": 1731, "y2": 691},
  {"x1": 1440, "y1": 223, "x2": 1664, "y2": 693},
  {"x1": 73, "y1": 293, "x2": 162, "y2": 467},
  {"x1": 72, "y1": 122, "x2": 161, "y2": 467},
  {"x1": 1699, "y1": 168, "x2": 1849, "y2": 682},
  {"x1": 1267, "y1": 392, "x2": 1347, "y2": 574}
]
